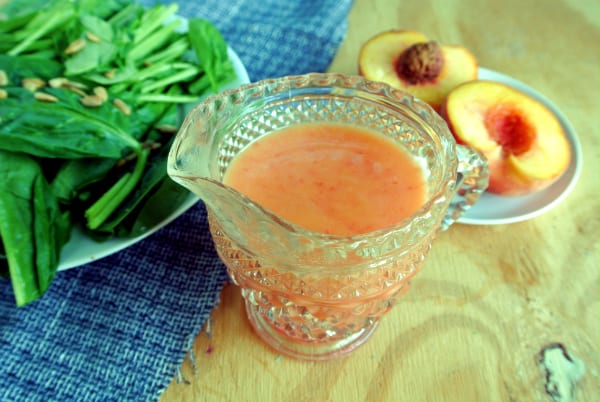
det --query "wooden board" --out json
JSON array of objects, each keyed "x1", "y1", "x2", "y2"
[{"x1": 161, "y1": 0, "x2": 600, "y2": 400}]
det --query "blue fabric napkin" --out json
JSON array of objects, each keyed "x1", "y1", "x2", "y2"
[{"x1": 0, "y1": 1, "x2": 352, "y2": 400}]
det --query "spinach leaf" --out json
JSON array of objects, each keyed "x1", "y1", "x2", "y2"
[
  {"x1": 0, "y1": 54, "x2": 63, "y2": 81},
  {"x1": 92, "y1": 131, "x2": 181, "y2": 236},
  {"x1": 5, "y1": 2, "x2": 76, "y2": 56},
  {"x1": 187, "y1": 18, "x2": 231, "y2": 93},
  {"x1": 51, "y1": 158, "x2": 118, "y2": 202},
  {"x1": 125, "y1": 176, "x2": 192, "y2": 238},
  {"x1": 0, "y1": 150, "x2": 71, "y2": 306},
  {"x1": 80, "y1": 14, "x2": 115, "y2": 41},
  {"x1": 65, "y1": 40, "x2": 119, "y2": 76},
  {"x1": 0, "y1": 87, "x2": 140, "y2": 158}
]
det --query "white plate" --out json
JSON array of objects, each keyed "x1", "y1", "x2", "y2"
[
  {"x1": 458, "y1": 67, "x2": 582, "y2": 225},
  {"x1": 58, "y1": 47, "x2": 250, "y2": 270}
]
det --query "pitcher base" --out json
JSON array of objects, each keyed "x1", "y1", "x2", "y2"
[{"x1": 244, "y1": 298, "x2": 379, "y2": 361}]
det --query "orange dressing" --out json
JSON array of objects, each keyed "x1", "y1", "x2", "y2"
[{"x1": 223, "y1": 123, "x2": 427, "y2": 235}]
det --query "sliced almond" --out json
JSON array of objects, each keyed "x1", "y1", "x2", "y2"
[
  {"x1": 64, "y1": 38, "x2": 85, "y2": 55},
  {"x1": 155, "y1": 124, "x2": 178, "y2": 134},
  {"x1": 64, "y1": 80, "x2": 88, "y2": 90},
  {"x1": 113, "y1": 98, "x2": 131, "y2": 115},
  {"x1": 80, "y1": 94, "x2": 104, "y2": 107},
  {"x1": 116, "y1": 152, "x2": 137, "y2": 168},
  {"x1": 49, "y1": 77, "x2": 69, "y2": 88},
  {"x1": 67, "y1": 86, "x2": 88, "y2": 97},
  {"x1": 86, "y1": 32, "x2": 102, "y2": 43},
  {"x1": 50, "y1": 78, "x2": 88, "y2": 96},
  {"x1": 93, "y1": 86, "x2": 108, "y2": 102},
  {"x1": 142, "y1": 140, "x2": 162, "y2": 150},
  {"x1": 34, "y1": 92, "x2": 59, "y2": 102},
  {"x1": 0, "y1": 70, "x2": 8, "y2": 86},
  {"x1": 22, "y1": 78, "x2": 46, "y2": 92}
]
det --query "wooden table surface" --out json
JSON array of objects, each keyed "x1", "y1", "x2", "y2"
[{"x1": 161, "y1": 0, "x2": 600, "y2": 401}]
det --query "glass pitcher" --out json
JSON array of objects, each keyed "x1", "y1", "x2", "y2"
[{"x1": 167, "y1": 73, "x2": 489, "y2": 360}]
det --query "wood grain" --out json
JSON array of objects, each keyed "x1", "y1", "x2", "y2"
[{"x1": 161, "y1": 0, "x2": 600, "y2": 400}]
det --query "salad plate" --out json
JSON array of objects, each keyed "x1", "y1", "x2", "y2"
[
  {"x1": 458, "y1": 68, "x2": 582, "y2": 225},
  {"x1": 58, "y1": 47, "x2": 250, "y2": 270}
]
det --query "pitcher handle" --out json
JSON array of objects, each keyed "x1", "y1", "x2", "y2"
[{"x1": 440, "y1": 144, "x2": 490, "y2": 230}]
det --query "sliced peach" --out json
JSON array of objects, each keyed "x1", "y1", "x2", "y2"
[
  {"x1": 440, "y1": 80, "x2": 571, "y2": 196},
  {"x1": 358, "y1": 30, "x2": 478, "y2": 110}
]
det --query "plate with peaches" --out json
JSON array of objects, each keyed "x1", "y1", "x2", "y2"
[
  {"x1": 358, "y1": 30, "x2": 583, "y2": 225},
  {"x1": 449, "y1": 68, "x2": 582, "y2": 225}
]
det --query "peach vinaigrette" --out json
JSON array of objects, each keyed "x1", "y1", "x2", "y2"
[{"x1": 223, "y1": 122, "x2": 428, "y2": 236}]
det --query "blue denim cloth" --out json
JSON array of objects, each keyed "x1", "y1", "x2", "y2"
[{"x1": 0, "y1": 1, "x2": 352, "y2": 400}]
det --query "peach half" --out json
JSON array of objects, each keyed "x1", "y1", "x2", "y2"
[
  {"x1": 440, "y1": 80, "x2": 571, "y2": 196},
  {"x1": 358, "y1": 30, "x2": 478, "y2": 110}
]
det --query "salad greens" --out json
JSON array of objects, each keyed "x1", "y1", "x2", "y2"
[{"x1": 0, "y1": 0, "x2": 238, "y2": 306}]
